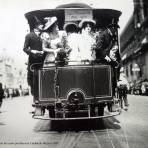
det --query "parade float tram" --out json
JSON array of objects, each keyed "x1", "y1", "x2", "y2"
[{"x1": 25, "y1": 3, "x2": 122, "y2": 120}]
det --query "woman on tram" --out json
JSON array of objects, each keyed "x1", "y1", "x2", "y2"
[
  {"x1": 78, "y1": 19, "x2": 96, "y2": 61},
  {"x1": 63, "y1": 22, "x2": 81, "y2": 64},
  {"x1": 41, "y1": 16, "x2": 64, "y2": 65}
]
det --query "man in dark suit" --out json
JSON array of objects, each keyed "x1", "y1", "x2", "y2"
[
  {"x1": 23, "y1": 23, "x2": 45, "y2": 96},
  {"x1": 95, "y1": 23, "x2": 121, "y2": 99},
  {"x1": 95, "y1": 24, "x2": 120, "y2": 64}
]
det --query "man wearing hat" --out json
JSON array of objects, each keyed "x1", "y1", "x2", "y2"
[
  {"x1": 78, "y1": 19, "x2": 96, "y2": 61},
  {"x1": 23, "y1": 21, "x2": 45, "y2": 97},
  {"x1": 94, "y1": 23, "x2": 121, "y2": 99},
  {"x1": 117, "y1": 69, "x2": 129, "y2": 109},
  {"x1": 95, "y1": 23, "x2": 120, "y2": 64}
]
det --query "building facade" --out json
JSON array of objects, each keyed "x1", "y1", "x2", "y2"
[
  {"x1": 0, "y1": 50, "x2": 14, "y2": 88},
  {"x1": 120, "y1": 0, "x2": 148, "y2": 84},
  {"x1": 0, "y1": 49, "x2": 28, "y2": 90}
]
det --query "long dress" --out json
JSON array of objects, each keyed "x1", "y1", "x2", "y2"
[
  {"x1": 67, "y1": 33, "x2": 82, "y2": 64},
  {"x1": 78, "y1": 32, "x2": 95, "y2": 61},
  {"x1": 42, "y1": 32, "x2": 63, "y2": 66}
]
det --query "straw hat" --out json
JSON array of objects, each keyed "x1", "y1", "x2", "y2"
[{"x1": 79, "y1": 19, "x2": 96, "y2": 28}]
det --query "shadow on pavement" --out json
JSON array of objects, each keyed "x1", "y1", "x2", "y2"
[{"x1": 34, "y1": 116, "x2": 121, "y2": 132}]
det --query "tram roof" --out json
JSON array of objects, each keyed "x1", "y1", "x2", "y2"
[
  {"x1": 25, "y1": 9, "x2": 121, "y2": 20},
  {"x1": 25, "y1": 3, "x2": 121, "y2": 30},
  {"x1": 56, "y1": 3, "x2": 92, "y2": 8}
]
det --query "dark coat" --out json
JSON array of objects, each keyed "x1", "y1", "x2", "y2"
[
  {"x1": 23, "y1": 32, "x2": 45, "y2": 65},
  {"x1": 23, "y1": 32, "x2": 45, "y2": 96},
  {"x1": 95, "y1": 29, "x2": 114, "y2": 60}
]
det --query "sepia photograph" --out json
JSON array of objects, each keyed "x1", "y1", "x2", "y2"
[{"x1": 0, "y1": 0, "x2": 148, "y2": 148}]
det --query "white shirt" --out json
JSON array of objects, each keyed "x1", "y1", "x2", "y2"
[
  {"x1": 118, "y1": 73, "x2": 129, "y2": 89},
  {"x1": 67, "y1": 33, "x2": 81, "y2": 61}
]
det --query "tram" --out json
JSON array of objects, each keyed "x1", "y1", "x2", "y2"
[{"x1": 24, "y1": 3, "x2": 122, "y2": 120}]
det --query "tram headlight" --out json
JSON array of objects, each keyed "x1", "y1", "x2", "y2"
[{"x1": 67, "y1": 89, "x2": 85, "y2": 104}]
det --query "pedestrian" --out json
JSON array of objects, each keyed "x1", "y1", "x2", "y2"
[
  {"x1": 9, "y1": 88, "x2": 13, "y2": 99},
  {"x1": 0, "y1": 83, "x2": 4, "y2": 113},
  {"x1": 23, "y1": 20, "x2": 45, "y2": 98},
  {"x1": 117, "y1": 68, "x2": 129, "y2": 109}
]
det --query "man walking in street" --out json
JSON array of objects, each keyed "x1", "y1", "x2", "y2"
[{"x1": 117, "y1": 68, "x2": 129, "y2": 109}]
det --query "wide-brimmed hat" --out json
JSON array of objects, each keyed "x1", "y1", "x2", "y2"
[
  {"x1": 43, "y1": 16, "x2": 57, "y2": 31},
  {"x1": 64, "y1": 22, "x2": 78, "y2": 32},
  {"x1": 79, "y1": 19, "x2": 96, "y2": 28}
]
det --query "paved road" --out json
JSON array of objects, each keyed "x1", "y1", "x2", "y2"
[{"x1": 0, "y1": 95, "x2": 148, "y2": 148}]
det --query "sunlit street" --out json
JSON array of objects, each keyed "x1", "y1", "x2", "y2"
[{"x1": 0, "y1": 95, "x2": 148, "y2": 148}]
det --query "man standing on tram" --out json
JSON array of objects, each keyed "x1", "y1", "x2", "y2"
[
  {"x1": 95, "y1": 23, "x2": 120, "y2": 65},
  {"x1": 94, "y1": 23, "x2": 121, "y2": 95},
  {"x1": 23, "y1": 21, "x2": 45, "y2": 98}
]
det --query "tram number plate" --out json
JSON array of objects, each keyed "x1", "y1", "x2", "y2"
[{"x1": 65, "y1": 9, "x2": 93, "y2": 21}]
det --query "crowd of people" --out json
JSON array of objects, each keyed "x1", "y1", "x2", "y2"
[
  {"x1": 0, "y1": 82, "x2": 30, "y2": 113},
  {"x1": 23, "y1": 16, "x2": 120, "y2": 97}
]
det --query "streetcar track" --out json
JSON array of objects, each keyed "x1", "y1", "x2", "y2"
[
  {"x1": 57, "y1": 131, "x2": 69, "y2": 148},
  {"x1": 65, "y1": 131, "x2": 83, "y2": 148},
  {"x1": 57, "y1": 131, "x2": 83, "y2": 148},
  {"x1": 92, "y1": 130, "x2": 102, "y2": 148},
  {"x1": 106, "y1": 128, "x2": 116, "y2": 148},
  {"x1": 106, "y1": 127, "x2": 130, "y2": 148},
  {"x1": 100, "y1": 116, "x2": 130, "y2": 148},
  {"x1": 109, "y1": 118, "x2": 130, "y2": 148},
  {"x1": 121, "y1": 121, "x2": 130, "y2": 148},
  {"x1": 110, "y1": 131, "x2": 129, "y2": 148}
]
